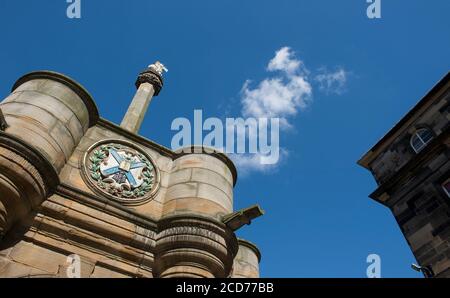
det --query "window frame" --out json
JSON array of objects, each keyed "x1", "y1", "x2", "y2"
[{"x1": 410, "y1": 128, "x2": 434, "y2": 153}]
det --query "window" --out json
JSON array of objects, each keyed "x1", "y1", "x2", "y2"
[
  {"x1": 410, "y1": 128, "x2": 433, "y2": 153},
  {"x1": 442, "y1": 179, "x2": 450, "y2": 198}
]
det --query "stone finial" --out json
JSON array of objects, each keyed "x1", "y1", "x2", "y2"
[
  {"x1": 135, "y1": 61, "x2": 167, "y2": 96},
  {"x1": 148, "y1": 61, "x2": 168, "y2": 76}
]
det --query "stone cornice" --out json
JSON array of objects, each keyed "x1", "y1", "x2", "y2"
[
  {"x1": 55, "y1": 183, "x2": 240, "y2": 237},
  {"x1": 369, "y1": 130, "x2": 449, "y2": 206},
  {"x1": 55, "y1": 183, "x2": 158, "y2": 231},
  {"x1": 159, "y1": 213, "x2": 233, "y2": 235},
  {"x1": 97, "y1": 118, "x2": 174, "y2": 158},
  {"x1": 358, "y1": 72, "x2": 450, "y2": 169}
]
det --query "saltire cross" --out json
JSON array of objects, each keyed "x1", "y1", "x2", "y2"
[{"x1": 102, "y1": 149, "x2": 146, "y2": 187}]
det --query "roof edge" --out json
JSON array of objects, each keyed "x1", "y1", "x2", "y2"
[{"x1": 358, "y1": 71, "x2": 450, "y2": 169}]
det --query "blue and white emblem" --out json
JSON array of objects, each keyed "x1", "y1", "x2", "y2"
[
  {"x1": 100, "y1": 149, "x2": 147, "y2": 189},
  {"x1": 84, "y1": 142, "x2": 157, "y2": 202}
]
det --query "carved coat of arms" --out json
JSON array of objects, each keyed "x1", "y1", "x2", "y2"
[{"x1": 83, "y1": 141, "x2": 158, "y2": 204}]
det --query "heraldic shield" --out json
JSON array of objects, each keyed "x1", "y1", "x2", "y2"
[{"x1": 82, "y1": 141, "x2": 158, "y2": 205}]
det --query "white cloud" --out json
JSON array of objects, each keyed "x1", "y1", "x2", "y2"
[
  {"x1": 267, "y1": 46, "x2": 303, "y2": 75},
  {"x1": 314, "y1": 67, "x2": 348, "y2": 95},
  {"x1": 241, "y1": 47, "x2": 312, "y2": 129},
  {"x1": 233, "y1": 47, "x2": 349, "y2": 175},
  {"x1": 230, "y1": 149, "x2": 289, "y2": 177}
]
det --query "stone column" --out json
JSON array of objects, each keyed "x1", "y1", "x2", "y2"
[{"x1": 120, "y1": 67, "x2": 163, "y2": 133}]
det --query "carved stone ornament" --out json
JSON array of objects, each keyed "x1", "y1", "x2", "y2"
[
  {"x1": 81, "y1": 140, "x2": 159, "y2": 205},
  {"x1": 148, "y1": 61, "x2": 168, "y2": 76},
  {"x1": 135, "y1": 68, "x2": 164, "y2": 95}
]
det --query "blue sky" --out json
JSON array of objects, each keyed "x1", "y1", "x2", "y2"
[{"x1": 1, "y1": 0, "x2": 449, "y2": 277}]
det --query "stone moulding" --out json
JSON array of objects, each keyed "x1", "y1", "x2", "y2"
[
  {"x1": 0, "y1": 131, "x2": 60, "y2": 192},
  {"x1": 11, "y1": 71, "x2": 100, "y2": 128},
  {"x1": 155, "y1": 214, "x2": 239, "y2": 278},
  {"x1": 135, "y1": 67, "x2": 164, "y2": 96},
  {"x1": 56, "y1": 183, "x2": 239, "y2": 238},
  {"x1": 28, "y1": 211, "x2": 155, "y2": 273},
  {"x1": 0, "y1": 131, "x2": 59, "y2": 237},
  {"x1": 56, "y1": 183, "x2": 159, "y2": 231},
  {"x1": 369, "y1": 129, "x2": 450, "y2": 206},
  {"x1": 98, "y1": 118, "x2": 175, "y2": 158}
]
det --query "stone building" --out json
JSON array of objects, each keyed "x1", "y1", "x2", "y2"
[
  {"x1": 358, "y1": 72, "x2": 450, "y2": 277},
  {"x1": 0, "y1": 63, "x2": 263, "y2": 278}
]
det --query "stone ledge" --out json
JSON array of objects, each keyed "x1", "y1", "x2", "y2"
[{"x1": 55, "y1": 183, "x2": 158, "y2": 231}]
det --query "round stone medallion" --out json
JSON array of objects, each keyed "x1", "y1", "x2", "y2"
[{"x1": 81, "y1": 140, "x2": 159, "y2": 205}]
